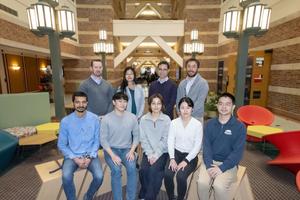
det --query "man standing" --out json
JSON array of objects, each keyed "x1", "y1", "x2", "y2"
[
  {"x1": 197, "y1": 93, "x2": 246, "y2": 200},
  {"x1": 100, "y1": 92, "x2": 139, "y2": 200},
  {"x1": 176, "y1": 58, "x2": 209, "y2": 121},
  {"x1": 79, "y1": 59, "x2": 115, "y2": 116},
  {"x1": 149, "y1": 61, "x2": 177, "y2": 119},
  {"x1": 58, "y1": 91, "x2": 103, "y2": 200}
]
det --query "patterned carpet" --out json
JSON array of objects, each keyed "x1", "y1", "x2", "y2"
[{"x1": 0, "y1": 143, "x2": 299, "y2": 200}]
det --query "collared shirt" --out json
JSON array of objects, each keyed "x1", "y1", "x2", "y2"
[
  {"x1": 168, "y1": 117, "x2": 203, "y2": 162},
  {"x1": 58, "y1": 111, "x2": 100, "y2": 159},
  {"x1": 185, "y1": 75, "x2": 197, "y2": 95},
  {"x1": 158, "y1": 77, "x2": 169, "y2": 84},
  {"x1": 90, "y1": 74, "x2": 102, "y2": 85}
]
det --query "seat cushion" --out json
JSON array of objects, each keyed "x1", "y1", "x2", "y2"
[{"x1": 4, "y1": 126, "x2": 37, "y2": 138}]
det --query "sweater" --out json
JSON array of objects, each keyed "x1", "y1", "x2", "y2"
[
  {"x1": 124, "y1": 85, "x2": 145, "y2": 119},
  {"x1": 139, "y1": 112, "x2": 171, "y2": 159},
  {"x1": 149, "y1": 79, "x2": 177, "y2": 119},
  {"x1": 203, "y1": 116, "x2": 246, "y2": 172},
  {"x1": 176, "y1": 74, "x2": 209, "y2": 118},
  {"x1": 79, "y1": 77, "x2": 115, "y2": 116},
  {"x1": 100, "y1": 111, "x2": 139, "y2": 149}
]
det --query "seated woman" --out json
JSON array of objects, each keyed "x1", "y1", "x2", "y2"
[
  {"x1": 119, "y1": 66, "x2": 145, "y2": 119},
  {"x1": 164, "y1": 97, "x2": 203, "y2": 200},
  {"x1": 139, "y1": 93, "x2": 171, "y2": 200}
]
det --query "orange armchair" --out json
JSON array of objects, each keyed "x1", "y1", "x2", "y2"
[{"x1": 237, "y1": 105, "x2": 274, "y2": 126}]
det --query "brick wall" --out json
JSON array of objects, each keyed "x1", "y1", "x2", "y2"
[
  {"x1": 218, "y1": 16, "x2": 300, "y2": 120},
  {"x1": 183, "y1": 0, "x2": 220, "y2": 91}
]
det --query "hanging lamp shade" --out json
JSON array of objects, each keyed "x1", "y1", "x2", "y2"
[
  {"x1": 191, "y1": 42, "x2": 204, "y2": 54},
  {"x1": 223, "y1": 7, "x2": 240, "y2": 38},
  {"x1": 33, "y1": 2, "x2": 56, "y2": 32},
  {"x1": 106, "y1": 43, "x2": 114, "y2": 54},
  {"x1": 260, "y1": 7, "x2": 271, "y2": 31},
  {"x1": 58, "y1": 6, "x2": 75, "y2": 37},
  {"x1": 93, "y1": 42, "x2": 106, "y2": 54},
  {"x1": 27, "y1": 5, "x2": 39, "y2": 32},
  {"x1": 242, "y1": 2, "x2": 264, "y2": 34},
  {"x1": 190, "y1": 29, "x2": 198, "y2": 41},
  {"x1": 99, "y1": 30, "x2": 107, "y2": 40},
  {"x1": 184, "y1": 43, "x2": 192, "y2": 54}
]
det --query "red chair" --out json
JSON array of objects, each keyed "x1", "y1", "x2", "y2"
[
  {"x1": 263, "y1": 130, "x2": 300, "y2": 191},
  {"x1": 237, "y1": 105, "x2": 275, "y2": 143},
  {"x1": 237, "y1": 105, "x2": 274, "y2": 126},
  {"x1": 297, "y1": 171, "x2": 300, "y2": 191}
]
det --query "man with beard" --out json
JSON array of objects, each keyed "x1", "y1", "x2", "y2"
[
  {"x1": 58, "y1": 91, "x2": 103, "y2": 200},
  {"x1": 197, "y1": 93, "x2": 246, "y2": 200},
  {"x1": 176, "y1": 58, "x2": 209, "y2": 122},
  {"x1": 79, "y1": 59, "x2": 115, "y2": 116}
]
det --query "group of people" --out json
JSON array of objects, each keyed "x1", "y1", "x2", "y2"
[{"x1": 57, "y1": 58, "x2": 246, "y2": 200}]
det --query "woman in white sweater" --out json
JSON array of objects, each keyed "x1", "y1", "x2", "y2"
[
  {"x1": 164, "y1": 97, "x2": 203, "y2": 200},
  {"x1": 139, "y1": 93, "x2": 171, "y2": 200}
]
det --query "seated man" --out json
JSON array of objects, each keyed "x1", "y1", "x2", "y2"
[
  {"x1": 197, "y1": 93, "x2": 246, "y2": 200},
  {"x1": 100, "y1": 92, "x2": 139, "y2": 200},
  {"x1": 58, "y1": 91, "x2": 103, "y2": 200}
]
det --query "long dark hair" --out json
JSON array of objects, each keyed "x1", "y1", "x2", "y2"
[{"x1": 120, "y1": 67, "x2": 137, "y2": 92}]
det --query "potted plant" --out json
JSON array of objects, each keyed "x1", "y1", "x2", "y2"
[{"x1": 205, "y1": 92, "x2": 218, "y2": 118}]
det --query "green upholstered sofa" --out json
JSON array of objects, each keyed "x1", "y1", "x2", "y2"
[
  {"x1": 0, "y1": 130, "x2": 18, "y2": 172},
  {"x1": 0, "y1": 92, "x2": 51, "y2": 172}
]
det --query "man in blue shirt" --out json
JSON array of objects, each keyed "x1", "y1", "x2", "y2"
[
  {"x1": 197, "y1": 93, "x2": 246, "y2": 200},
  {"x1": 58, "y1": 91, "x2": 103, "y2": 200}
]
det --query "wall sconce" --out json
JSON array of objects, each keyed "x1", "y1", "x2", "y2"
[{"x1": 11, "y1": 64, "x2": 21, "y2": 70}]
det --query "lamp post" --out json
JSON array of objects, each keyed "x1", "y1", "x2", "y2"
[
  {"x1": 184, "y1": 29, "x2": 204, "y2": 58},
  {"x1": 223, "y1": 0, "x2": 271, "y2": 108},
  {"x1": 27, "y1": 0, "x2": 76, "y2": 120},
  {"x1": 93, "y1": 30, "x2": 114, "y2": 80}
]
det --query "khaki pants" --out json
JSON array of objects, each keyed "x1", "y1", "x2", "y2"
[{"x1": 197, "y1": 160, "x2": 237, "y2": 200}]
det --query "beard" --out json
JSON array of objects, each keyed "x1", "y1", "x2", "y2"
[
  {"x1": 187, "y1": 71, "x2": 197, "y2": 77},
  {"x1": 75, "y1": 107, "x2": 86, "y2": 113}
]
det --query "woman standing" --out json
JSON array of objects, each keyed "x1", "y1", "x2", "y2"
[
  {"x1": 119, "y1": 67, "x2": 145, "y2": 119},
  {"x1": 164, "y1": 97, "x2": 203, "y2": 200},
  {"x1": 139, "y1": 94, "x2": 171, "y2": 200}
]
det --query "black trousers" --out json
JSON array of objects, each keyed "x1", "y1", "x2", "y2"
[
  {"x1": 164, "y1": 149, "x2": 198, "y2": 200},
  {"x1": 139, "y1": 153, "x2": 168, "y2": 200}
]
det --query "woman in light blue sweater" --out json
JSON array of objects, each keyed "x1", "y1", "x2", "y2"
[
  {"x1": 119, "y1": 67, "x2": 145, "y2": 119},
  {"x1": 139, "y1": 93, "x2": 171, "y2": 200}
]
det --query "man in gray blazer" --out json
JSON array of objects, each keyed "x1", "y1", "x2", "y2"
[{"x1": 176, "y1": 58, "x2": 209, "y2": 122}]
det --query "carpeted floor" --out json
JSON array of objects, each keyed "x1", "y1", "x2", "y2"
[{"x1": 0, "y1": 143, "x2": 299, "y2": 200}]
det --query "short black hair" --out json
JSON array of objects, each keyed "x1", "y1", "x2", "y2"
[
  {"x1": 90, "y1": 59, "x2": 102, "y2": 67},
  {"x1": 72, "y1": 91, "x2": 88, "y2": 102},
  {"x1": 112, "y1": 92, "x2": 129, "y2": 101},
  {"x1": 158, "y1": 61, "x2": 170, "y2": 69},
  {"x1": 218, "y1": 92, "x2": 235, "y2": 104},
  {"x1": 185, "y1": 58, "x2": 200, "y2": 68},
  {"x1": 178, "y1": 97, "x2": 194, "y2": 109}
]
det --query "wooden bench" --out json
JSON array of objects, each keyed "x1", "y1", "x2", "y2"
[{"x1": 35, "y1": 151, "x2": 128, "y2": 200}]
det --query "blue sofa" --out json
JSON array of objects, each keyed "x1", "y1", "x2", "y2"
[{"x1": 0, "y1": 130, "x2": 18, "y2": 172}]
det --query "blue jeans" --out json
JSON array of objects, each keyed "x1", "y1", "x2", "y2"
[
  {"x1": 139, "y1": 153, "x2": 168, "y2": 200},
  {"x1": 104, "y1": 148, "x2": 137, "y2": 200},
  {"x1": 62, "y1": 158, "x2": 103, "y2": 200}
]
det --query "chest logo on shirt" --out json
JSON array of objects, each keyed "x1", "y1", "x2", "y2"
[{"x1": 224, "y1": 129, "x2": 232, "y2": 135}]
